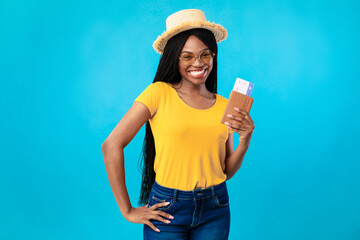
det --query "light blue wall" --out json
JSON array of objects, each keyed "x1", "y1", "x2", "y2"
[{"x1": 1, "y1": 0, "x2": 359, "y2": 239}]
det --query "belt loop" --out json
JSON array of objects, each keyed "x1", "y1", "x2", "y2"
[
  {"x1": 173, "y1": 189, "x2": 177, "y2": 202},
  {"x1": 211, "y1": 186, "x2": 216, "y2": 198}
]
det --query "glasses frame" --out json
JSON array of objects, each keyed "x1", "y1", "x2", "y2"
[{"x1": 178, "y1": 49, "x2": 215, "y2": 65}]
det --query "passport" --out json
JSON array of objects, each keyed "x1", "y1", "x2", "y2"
[{"x1": 221, "y1": 78, "x2": 254, "y2": 124}]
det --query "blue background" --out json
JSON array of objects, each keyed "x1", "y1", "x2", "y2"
[{"x1": 1, "y1": 0, "x2": 359, "y2": 239}]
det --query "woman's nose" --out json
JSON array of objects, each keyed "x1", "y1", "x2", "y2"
[{"x1": 192, "y1": 56, "x2": 204, "y2": 66}]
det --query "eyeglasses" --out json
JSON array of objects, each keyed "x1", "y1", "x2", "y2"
[{"x1": 178, "y1": 49, "x2": 215, "y2": 65}]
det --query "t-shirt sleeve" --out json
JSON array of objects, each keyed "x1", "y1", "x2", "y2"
[{"x1": 134, "y1": 82, "x2": 163, "y2": 117}]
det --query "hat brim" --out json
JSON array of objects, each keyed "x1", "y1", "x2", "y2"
[{"x1": 153, "y1": 20, "x2": 228, "y2": 54}]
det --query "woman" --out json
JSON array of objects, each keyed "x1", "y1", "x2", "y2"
[{"x1": 101, "y1": 9, "x2": 255, "y2": 240}]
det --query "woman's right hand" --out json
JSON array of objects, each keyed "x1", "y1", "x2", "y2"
[{"x1": 125, "y1": 202, "x2": 175, "y2": 232}]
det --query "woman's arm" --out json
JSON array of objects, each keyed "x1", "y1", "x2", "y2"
[
  {"x1": 224, "y1": 133, "x2": 252, "y2": 181},
  {"x1": 102, "y1": 143, "x2": 132, "y2": 218},
  {"x1": 102, "y1": 101, "x2": 175, "y2": 232},
  {"x1": 224, "y1": 108, "x2": 255, "y2": 180},
  {"x1": 101, "y1": 101, "x2": 151, "y2": 219}
]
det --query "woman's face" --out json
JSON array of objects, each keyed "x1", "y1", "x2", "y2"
[{"x1": 178, "y1": 35, "x2": 213, "y2": 86}]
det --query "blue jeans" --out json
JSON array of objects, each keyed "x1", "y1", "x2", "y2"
[{"x1": 143, "y1": 180, "x2": 230, "y2": 240}]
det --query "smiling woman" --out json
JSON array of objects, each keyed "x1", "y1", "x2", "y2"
[
  {"x1": 101, "y1": 9, "x2": 250, "y2": 240},
  {"x1": 178, "y1": 38, "x2": 214, "y2": 81},
  {"x1": 178, "y1": 47, "x2": 215, "y2": 78}
]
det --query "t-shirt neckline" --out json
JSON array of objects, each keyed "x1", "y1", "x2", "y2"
[{"x1": 165, "y1": 82, "x2": 218, "y2": 111}]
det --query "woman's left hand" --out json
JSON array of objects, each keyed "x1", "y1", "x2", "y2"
[{"x1": 224, "y1": 108, "x2": 255, "y2": 146}]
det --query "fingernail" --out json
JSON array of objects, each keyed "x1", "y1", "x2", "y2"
[
  {"x1": 224, "y1": 122, "x2": 229, "y2": 125},
  {"x1": 165, "y1": 202, "x2": 170, "y2": 205},
  {"x1": 166, "y1": 220, "x2": 171, "y2": 223},
  {"x1": 169, "y1": 215, "x2": 174, "y2": 219},
  {"x1": 227, "y1": 114, "x2": 232, "y2": 117},
  {"x1": 156, "y1": 228, "x2": 160, "y2": 232},
  {"x1": 234, "y1": 107, "x2": 239, "y2": 111}
]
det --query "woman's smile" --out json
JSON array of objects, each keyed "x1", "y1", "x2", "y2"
[{"x1": 187, "y1": 67, "x2": 208, "y2": 78}]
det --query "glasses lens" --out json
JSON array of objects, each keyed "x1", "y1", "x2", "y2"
[
  {"x1": 180, "y1": 54, "x2": 194, "y2": 62},
  {"x1": 200, "y1": 50, "x2": 214, "y2": 63}
]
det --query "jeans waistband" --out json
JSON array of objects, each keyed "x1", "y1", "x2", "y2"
[{"x1": 152, "y1": 180, "x2": 227, "y2": 201}]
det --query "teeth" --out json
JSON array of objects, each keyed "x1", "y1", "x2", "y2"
[{"x1": 188, "y1": 69, "x2": 206, "y2": 76}]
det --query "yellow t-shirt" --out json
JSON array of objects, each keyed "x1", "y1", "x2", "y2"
[{"x1": 134, "y1": 81, "x2": 233, "y2": 190}]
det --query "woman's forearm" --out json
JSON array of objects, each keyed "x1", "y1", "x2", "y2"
[
  {"x1": 101, "y1": 142, "x2": 132, "y2": 220},
  {"x1": 224, "y1": 136, "x2": 252, "y2": 181}
]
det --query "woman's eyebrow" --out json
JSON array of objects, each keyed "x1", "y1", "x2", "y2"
[{"x1": 180, "y1": 48, "x2": 209, "y2": 54}]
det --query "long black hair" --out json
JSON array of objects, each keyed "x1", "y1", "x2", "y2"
[{"x1": 137, "y1": 28, "x2": 219, "y2": 206}]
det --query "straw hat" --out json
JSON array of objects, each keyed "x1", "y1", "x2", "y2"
[{"x1": 153, "y1": 9, "x2": 228, "y2": 54}]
